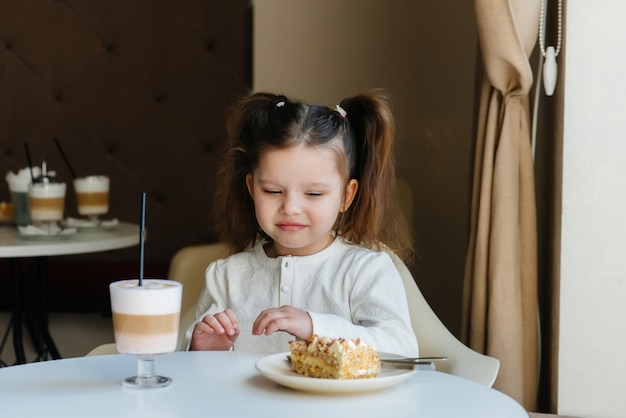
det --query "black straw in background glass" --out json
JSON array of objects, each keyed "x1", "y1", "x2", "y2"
[
  {"x1": 53, "y1": 137, "x2": 77, "y2": 179},
  {"x1": 23, "y1": 143, "x2": 35, "y2": 183},
  {"x1": 139, "y1": 192, "x2": 147, "y2": 287}
]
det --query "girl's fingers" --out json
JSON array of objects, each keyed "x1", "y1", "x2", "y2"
[
  {"x1": 222, "y1": 309, "x2": 239, "y2": 335},
  {"x1": 203, "y1": 310, "x2": 239, "y2": 336},
  {"x1": 253, "y1": 307, "x2": 292, "y2": 335},
  {"x1": 194, "y1": 320, "x2": 215, "y2": 334},
  {"x1": 253, "y1": 306, "x2": 313, "y2": 339}
]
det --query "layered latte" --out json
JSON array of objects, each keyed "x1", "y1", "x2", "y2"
[{"x1": 110, "y1": 279, "x2": 182, "y2": 355}]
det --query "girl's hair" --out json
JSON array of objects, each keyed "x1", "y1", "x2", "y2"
[{"x1": 213, "y1": 89, "x2": 414, "y2": 263}]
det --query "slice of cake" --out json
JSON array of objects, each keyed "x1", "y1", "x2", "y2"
[{"x1": 289, "y1": 334, "x2": 381, "y2": 379}]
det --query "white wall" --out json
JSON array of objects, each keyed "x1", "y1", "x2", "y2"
[{"x1": 559, "y1": 2, "x2": 626, "y2": 417}]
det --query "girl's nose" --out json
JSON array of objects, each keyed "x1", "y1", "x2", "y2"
[{"x1": 281, "y1": 193, "x2": 302, "y2": 215}]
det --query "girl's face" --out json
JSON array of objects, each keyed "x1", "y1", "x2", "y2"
[{"x1": 246, "y1": 144, "x2": 358, "y2": 257}]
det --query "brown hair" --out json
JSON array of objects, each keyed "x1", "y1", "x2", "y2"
[{"x1": 213, "y1": 89, "x2": 414, "y2": 263}]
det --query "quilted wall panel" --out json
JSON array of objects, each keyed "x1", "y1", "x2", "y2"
[
  {"x1": 0, "y1": 1, "x2": 251, "y2": 311},
  {"x1": 0, "y1": 0, "x2": 252, "y2": 266}
]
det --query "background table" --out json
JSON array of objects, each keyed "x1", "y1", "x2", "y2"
[
  {"x1": 0, "y1": 351, "x2": 528, "y2": 418},
  {"x1": 0, "y1": 222, "x2": 140, "y2": 257},
  {"x1": 0, "y1": 222, "x2": 139, "y2": 364}
]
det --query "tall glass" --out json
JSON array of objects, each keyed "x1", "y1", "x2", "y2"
[
  {"x1": 74, "y1": 175, "x2": 109, "y2": 222},
  {"x1": 6, "y1": 171, "x2": 32, "y2": 226},
  {"x1": 109, "y1": 279, "x2": 182, "y2": 389},
  {"x1": 6, "y1": 167, "x2": 45, "y2": 226},
  {"x1": 28, "y1": 181, "x2": 66, "y2": 230}
]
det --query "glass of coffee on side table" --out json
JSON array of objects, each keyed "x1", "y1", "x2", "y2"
[
  {"x1": 73, "y1": 175, "x2": 110, "y2": 225},
  {"x1": 28, "y1": 179, "x2": 67, "y2": 232},
  {"x1": 109, "y1": 279, "x2": 182, "y2": 389},
  {"x1": 6, "y1": 167, "x2": 39, "y2": 227}
]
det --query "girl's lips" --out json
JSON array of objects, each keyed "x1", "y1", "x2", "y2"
[{"x1": 277, "y1": 222, "x2": 306, "y2": 231}]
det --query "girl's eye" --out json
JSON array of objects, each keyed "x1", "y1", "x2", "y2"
[
  {"x1": 307, "y1": 192, "x2": 322, "y2": 197},
  {"x1": 264, "y1": 189, "x2": 282, "y2": 195}
]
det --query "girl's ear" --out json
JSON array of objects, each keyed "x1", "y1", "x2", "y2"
[
  {"x1": 340, "y1": 179, "x2": 358, "y2": 212},
  {"x1": 245, "y1": 174, "x2": 254, "y2": 198}
]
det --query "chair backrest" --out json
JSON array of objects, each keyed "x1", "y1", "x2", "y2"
[
  {"x1": 167, "y1": 243, "x2": 231, "y2": 347},
  {"x1": 391, "y1": 255, "x2": 500, "y2": 386}
]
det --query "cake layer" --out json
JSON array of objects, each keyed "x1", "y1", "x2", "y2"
[{"x1": 289, "y1": 335, "x2": 381, "y2": 379}]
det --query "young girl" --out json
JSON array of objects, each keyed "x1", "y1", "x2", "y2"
[{"x1": 186, "y1": 89, "x2": 419, "y2": 356}]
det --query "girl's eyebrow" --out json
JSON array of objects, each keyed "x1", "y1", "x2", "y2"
[{"x1": 257, "y1": 179, "x2": 332, "y2": 189}]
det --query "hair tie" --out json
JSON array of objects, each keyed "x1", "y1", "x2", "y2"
[
  {"x1": 276, "y1": 101, "x2": 285, "y2": 107},
  {"x1": 335, "y1": 104, "x2": 347, "y2": 118}
]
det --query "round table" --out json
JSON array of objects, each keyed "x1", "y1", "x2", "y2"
[
  {"x1": 0, "y1": 351, "x2": 529, "y2": 418},
  {"x1": 0, "y1": 222, "x2": 140, "y2": 365},
  {"x1": 0, "y1": 222, "x2": 140, "y2": 257}
]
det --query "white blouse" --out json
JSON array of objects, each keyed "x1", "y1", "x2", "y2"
[{"x1": 184, "y1": 238, "x2": 419, "y2": 357}]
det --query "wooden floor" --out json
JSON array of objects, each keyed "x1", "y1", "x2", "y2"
[{"x1": 0, "y1": 311, "x2": 114, "y2": 366}]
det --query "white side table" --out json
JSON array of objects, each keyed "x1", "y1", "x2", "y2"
[{"x1": 0, "y1": 223, "x2": 139, "y2": 365}]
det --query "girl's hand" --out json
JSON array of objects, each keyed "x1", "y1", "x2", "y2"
[
  {"x1": 190, "y1": 309, "x2": 239, "y2": 351},
  {"x1": 252, "y1": 305, "x2": 312, "y2": 340}
]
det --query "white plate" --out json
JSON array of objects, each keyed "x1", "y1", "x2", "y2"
[
  {"x1": 18, "y1": 225, "x2": 77, "y2": 240},
  {"x1": 63, "y1": 217, "x2": 118, "y2": 231},
  {"x1": 255, "y1": 352, "x2": 416, "y2": 394}
]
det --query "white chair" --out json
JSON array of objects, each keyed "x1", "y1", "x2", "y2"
[
  {"x1": 392, "y1": 254, "x2": 500, "y2": 386},
  {"x1": 168, "y1": 243, "x2": 230, "y2": 346},
  {"x1": 393, "y1": 180, "x2": 498, "y2": 385},
  {"x1": 85, "y1": 243, "x2": 230, "y2": 356}
]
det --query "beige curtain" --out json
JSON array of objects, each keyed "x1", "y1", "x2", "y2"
[{"x1": 463, "y1": 0, "x2": 540, "y2": 410}]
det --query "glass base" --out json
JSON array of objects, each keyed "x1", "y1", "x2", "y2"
[
  {"x1": 121, "y1": 355, "x2": 172, "y2": 389},
  {"x1": 33, "y1": 220, "x2": 61, "y2": 230},
  {"x1": 122, "y1": 375, "x2": 172, "y2": 389}
]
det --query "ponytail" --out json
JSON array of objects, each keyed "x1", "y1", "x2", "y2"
[{"x1": 337, "y1": 89, "x2": 414, "y2": 263}]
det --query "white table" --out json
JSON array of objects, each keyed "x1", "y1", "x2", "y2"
[
  {"x1": 0, "y1": 351, "x2": 528, "y2": 418},
  {"x1": 0, "y1": 222, "x2": 140, "y2": 257},
  {"x1": 0, "y1": 222, "x2": 140, "y2": 364}
]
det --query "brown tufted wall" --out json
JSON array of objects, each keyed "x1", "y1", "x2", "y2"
[{"x1": 0, "y1": 0, "x2": 252, "y2": 310}]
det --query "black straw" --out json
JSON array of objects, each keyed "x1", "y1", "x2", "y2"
[
  {"x1": 53, "y1": 137, "x2": 77, "y2": 179},
  {"x1": 139, "y1": 193, "x2": 147, "y2": 287},
  {"x1": 23, "y1": 143, "x2": 35, "y2": 183}
]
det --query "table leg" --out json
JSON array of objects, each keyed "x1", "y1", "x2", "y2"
[
  {"x1": 10, "y1": 259, "x2": 26, "y2": 365},
  {"x1": 24, "y1": 305, "x2": 47, "y2": 361},
  {"x1": 35, "y1": 257, "x2": 61, "y2": 360},
  {"x1": 0, "y1": 323, "x2": 9, "y2": 367}
]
